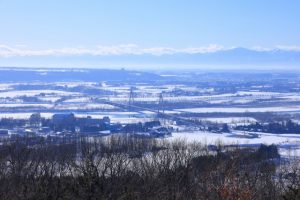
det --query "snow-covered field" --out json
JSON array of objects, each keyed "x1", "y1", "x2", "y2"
[
  {"x1": 0, "y1": 103, "x2": 53, "y2": 108},
  {"x1": 200, "y1": 117, "x2": 257, "y2": 124},
  {"x1": 74, "y1": 112, "x2": 154, "y2": 124},
  {"x1": 170, "y1": 131, "x2": 300, "y2": 157},
  {"x1": 1, "y1": 80, "x2": 300, "y2": 157},
  {"x1": 54, "y1": 103, "x2": 116, "y2": 110},
  {"x1": 63, "y1": 97, "x2": 91, "y2": 103},
  {"x1": 176, "y1": 106, "x2": 300, "y2": 113},
  {"x1": 0, "y1": 84, "x2": 13, "y2": 91},
  {"x1": 0, "y1": 82, "x2": 300, "y2": 115},
  {"x1": 0, "y1": 90, "x2": 79, "y2": 98}
]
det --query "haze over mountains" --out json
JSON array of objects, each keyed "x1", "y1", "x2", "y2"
[
  {"x1": 1, "y1": 47, "x2": 300, "y2": 70},
  {"x1": 0, "y1": 68, "x2": 161, "y2": 82}
]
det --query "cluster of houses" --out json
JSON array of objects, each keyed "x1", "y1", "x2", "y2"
[{"x1": 0, "y1": 113, "x2": 172, "y2": 138}]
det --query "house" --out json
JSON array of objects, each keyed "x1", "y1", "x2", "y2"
[
  {"x1": 52, "y1": 113, "x2": 76, "y2": 132},
  {"x1": 77, "y1": 116, "x2": 111, "y2": 135}
]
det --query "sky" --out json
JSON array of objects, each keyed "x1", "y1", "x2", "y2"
[{"x1": 0, "y1": 0, "x2": 299, "y2": 68}]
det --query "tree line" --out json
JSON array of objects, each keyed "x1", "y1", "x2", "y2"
[
  {"x1": 235, "y1": 120, "x2": 300, "y2": 134},
  {"x1": 0, "y1": 135, "x2": 299, "y2": 199}
]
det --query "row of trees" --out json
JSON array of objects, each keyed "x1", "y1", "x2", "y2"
[
  {"x1": 235, "y1": 120, "x2": 300, "y2": 134},
  {"x1": 0, "y1": 135, "x2": 299, "y2": 199}
]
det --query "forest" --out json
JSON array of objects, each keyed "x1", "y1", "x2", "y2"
[{"x1": 0, "y1": 135, "x2": 299, "y2": 200}]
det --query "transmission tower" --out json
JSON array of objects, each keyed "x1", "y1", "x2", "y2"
[
  {"x1": 158, "y1": 92, "x2": 165, "y2": 114},
  {"x1": 128, "y1": 87, "x2": 135, "y2": 106}
]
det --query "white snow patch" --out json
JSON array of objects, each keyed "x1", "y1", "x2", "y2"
[
  {"x1": 176, "y1": 106, "x2": 300, "y2": 113},
  {"x1": 202, "y1": 117, "x2": 257, "y2": 124}
]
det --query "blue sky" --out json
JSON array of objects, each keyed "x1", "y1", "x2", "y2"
[
  {"x1": 0, "y1": 0, "x2": 299, "y2": 68},
  {"x1": 0, "y1": 0, "x2": 299, "y2": 48}
]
